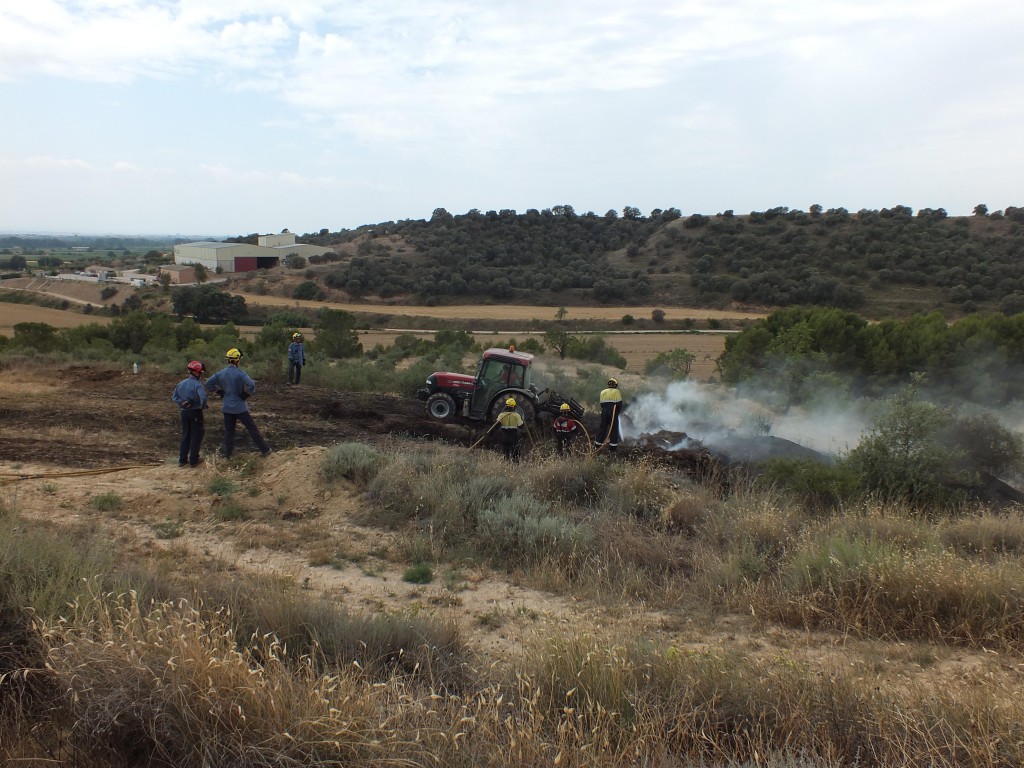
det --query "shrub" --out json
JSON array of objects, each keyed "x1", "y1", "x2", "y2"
[
  {"x1": 603, "y1": 461, "x2": 673, "y2": 522},
  {"x1": 846, "y1": 382, "x2": 967, "y2": 508},
  {"x1": 322, "y1": 442, "x2": 383, "y2": 488},
  {"x1": 475, "y1": 493, "x2": 592, "y2": 568},
  {"x1": 529, "y1": 455, "x2": 607, "y2": 507},
  {"x1": 402, "y1": 562, "x2": 434, "y2": 584},
  {"x1": 207, "y1": 476, "x2": 237, "y2": 496},
  {"x1": 89, "y1": 492, "x2": 123, "y2": 512},
  {"x1": 758, "y1": 458, "x2": 861, "y2": 512},
  {"x1": 644, "y1": 348, "x2": 696, "y2": 378}
]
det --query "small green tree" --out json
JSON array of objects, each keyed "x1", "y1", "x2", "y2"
[
  {"x1": 193, "y1": 263, "x2": 208, "y2": 284},
  {"x1": 544, "y1": 326, "x2": 572, "y2": 359},
  {"x1": 644, "y1": 348, "x2": 696, "y2": 378},
  {"x1": 846, "y1": 378, "x2": 965, "y2": 507},
  {"x1": 12, "y1": 322, "x2": 58, "y2": 352},
  {"x1": 312, "y1": 308, "x2": 362, "y2": 359},
  {"x1": 651, "y1": 308, "x2": 666, "y2": 323},
  {"x1": 293, "y1": 281, "x2": 321, "y2": 300}
]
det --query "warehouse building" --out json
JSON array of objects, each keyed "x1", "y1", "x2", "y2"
[{"x1": 173, "y1": 232, "x2": 331, "y2": 273}]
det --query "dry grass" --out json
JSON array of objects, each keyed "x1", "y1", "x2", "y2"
[
  {"x1": 24, "y1": 596, "x2": 1024, "y2": 767},
  {"x1": 9, "y1": 402, "x2": 1024, "y2": 768}
]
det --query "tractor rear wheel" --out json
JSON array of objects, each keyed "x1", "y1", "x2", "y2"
[
  {"x1": 426, "y1": 392, "x2": 457, "y2": 421},
  {"x1": 488, "y1": 395, "x2": 535, "y2": 424}
]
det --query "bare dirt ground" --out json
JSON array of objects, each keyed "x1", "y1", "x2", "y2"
[{"x1": 0, "y1": 361, "x2": 1008, "y2": 685}]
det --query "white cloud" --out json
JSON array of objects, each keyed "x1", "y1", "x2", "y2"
[
  {"x1": 24, "y1": 155, "x2": 95, "y2": 170},
  {"x1": 2, "y1": 0, "x2": 1024, "y2": 232}
]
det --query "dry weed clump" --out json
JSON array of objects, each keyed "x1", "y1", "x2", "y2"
[
  {"x1": 40, "y1": 593, "x2": 390, "y2": 767},
  {"x1": 529, "y1": 454, "x2": 607, "y2": 508},
  {"x1": 939, "y1": 509, "x2": 1024, "y2": 557},
  {"x1": 759, "y1": 531, "x2": 1024, "y2": 648},
  {"x1": 602, "y1": 458, "x2": 675, "y2": 522}
]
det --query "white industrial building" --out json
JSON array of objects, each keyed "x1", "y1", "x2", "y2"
[{"x1": 173, "y1": 232, "x2": 331, "y2": 273}]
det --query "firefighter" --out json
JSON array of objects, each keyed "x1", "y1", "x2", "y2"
[
  {"x1": 172, "y1": 360, "x2": 208, "y2": 467},
  {"x1": 287, "y1": 332, "x2": 305, "y2": 385},
  {"x1": 552, "y1": 402, "x2": 578, "y2": 456},
  {"x1": 497, "y1": 397, "x2": 525, "y2": 462},
  {"x1": 594, "y1": 377, "x2": 623, "y2": 453},
  {"x1": 206, "y1": 348, "x2": 272, "y2": 459}
]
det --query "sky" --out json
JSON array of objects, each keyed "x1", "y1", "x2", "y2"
[{"x1": 1, "y1": 0, "x2": 1022, "y2": 237}]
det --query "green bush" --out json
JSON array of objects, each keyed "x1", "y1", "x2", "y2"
[
  {"x1": 207, "y1": 476, "x2": 237, "y2": 496},
  {"x1": 321, "y1": 442, "x2": 384, "y2": 488},
  {"x1": 758, "y1": 458, "x2": 861, "y2": 512},
  {"x1": 402, "y1": 562, "x2": 434, "y2": 584},
  {"x1": 89, "y1": 492, "x2": 123, "y2": 512},
  {"x1": 475, "y1": 493, "x2": 592, "y2": 567},
  {"x1": 846, "y1": 382, "x2": 967, "y2": 509}
]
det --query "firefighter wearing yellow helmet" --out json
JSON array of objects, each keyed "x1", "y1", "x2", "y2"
[
  {"x1": 552, "y1": 401, "x2": 579, "y2": 456},
  {"x1": 205, "y1": 346, "x2": 272, "y2": 459},
  {"x1": 595, "y1": 377, "x2": 623, "y2": 453},
  {"x1": 496, "y1": 397, "x2": 525, "y2": 462}
]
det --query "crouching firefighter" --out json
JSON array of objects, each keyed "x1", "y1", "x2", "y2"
[
  {"x1": 595, "y1": 377, "x2": 623, "y2": 453},
  {"x1": 497, "y1": 397, "x2": 525, "y2": 462},
  {"x1": 552, "y1": 402, "x2": 579, "y2": 456}
]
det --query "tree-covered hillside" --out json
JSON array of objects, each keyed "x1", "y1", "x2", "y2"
[{"x1": 276, "y1": 204, "x2": 1024, "y2": 318}]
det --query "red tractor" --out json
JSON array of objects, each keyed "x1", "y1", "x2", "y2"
[{"x1": 416, "y1": 347, "x2": 584, "y2": 424}]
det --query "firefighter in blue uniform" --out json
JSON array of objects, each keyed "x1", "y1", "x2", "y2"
[
  {"x1": 172, "y1": 360, "x2": 208, "y2": 467},
  {"x1": 206, "y1": 348, "x2": 272, "y2": 459}
]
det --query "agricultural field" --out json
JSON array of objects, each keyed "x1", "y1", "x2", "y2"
[
  {"x1": 232, "y1": 290, "x2": 767, "y2": 323},
  {"x1": 360, "y1": 329, "x2": 729, "y2": 377},
  {"x1": 0, "y1": 301, "x2": 110, "y2": 334}
]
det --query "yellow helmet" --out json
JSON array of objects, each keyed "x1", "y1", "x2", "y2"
[
  {"x1": 607, "y1": 378, "x2": 618, "y2": 387},
  {"x1": 559, "y1": 403, "x2": 571, "y2": 412},
  {"x1": 292, "y1": 332, "x2": 302, "y2": 341},
  {"x1": 225, "y1": 348, "x2": 242, "y2": 361},
  {"x1": 505, "y1": 397, "x2": 517, "y2": 408}
]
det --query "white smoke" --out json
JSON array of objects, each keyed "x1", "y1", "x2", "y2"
[{"x1": 622, "y1": 379, "x2": 873, "y2": 457}]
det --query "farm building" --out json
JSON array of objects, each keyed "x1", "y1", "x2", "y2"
[
  {"x1": 158, "y1": 264, "x2": 197, "y2": 285},
  {"x1": 173, "y1": 232, "x2": 331, "y2": 273}
]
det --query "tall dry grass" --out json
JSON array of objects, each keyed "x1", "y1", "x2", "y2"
[{"x1": 19, "y1": 595, "x2": 1024, "y2": 767}]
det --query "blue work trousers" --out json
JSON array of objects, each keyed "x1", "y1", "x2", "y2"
[
  {"x1": 223, "y1": 411, "x2": 270, "y2": 457},
  {"x1": 179, "y1": 409, "x2": 205, "y2": 466}
]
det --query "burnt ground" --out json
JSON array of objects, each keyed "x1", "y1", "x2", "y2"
[
  {"x1": 0, "y1": 362, "x2": 723, "y2": 478},
  {"x1": 5, "y1": 362, "x2": 1019, "y2": 505}
]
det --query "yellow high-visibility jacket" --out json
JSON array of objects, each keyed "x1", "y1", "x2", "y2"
[{"x1": 497, "y1": 410, "x2": 525, "y2": 429}]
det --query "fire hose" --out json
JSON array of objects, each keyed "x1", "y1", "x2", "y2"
[
  {"x1": 0, "y1": 463, "x2": 163, "y2": 485},
  {"x1": 592, "y1": 402, "x2": 620, "y2": 455}
]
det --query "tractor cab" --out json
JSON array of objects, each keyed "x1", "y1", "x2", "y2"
[{"x1": 469, "y1": 348, "x2": 534, "y2": 419}]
